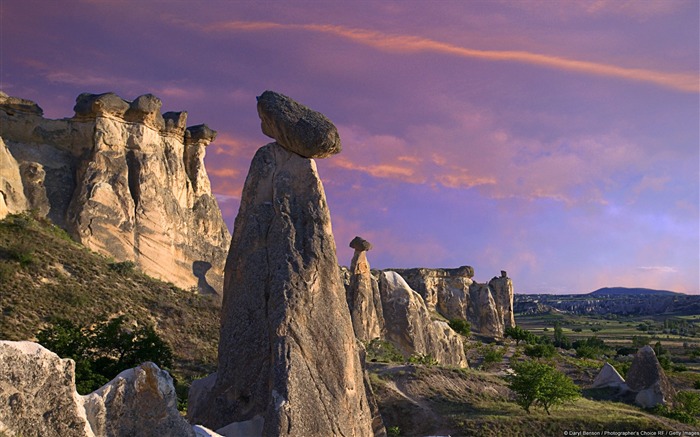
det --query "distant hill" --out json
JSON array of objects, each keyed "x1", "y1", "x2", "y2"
[{"x1": 589, "y1": 287, "x2": 680, "y2": 296}]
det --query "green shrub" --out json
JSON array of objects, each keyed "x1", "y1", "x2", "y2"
[
  {"x1": 8, "y1": 242, "x2": 35, "y2": 267},
  {"x1": 481, "y1": 345, "x2": 505, "y2": 369},
  {"x1": 524, "y1": 343, "x2": 556, "y2": 358},
  {"x1": 108, "y1": 260, "x2": 136, "y2": 274},
  {"x1": 506, "y1": 359, "x2": 580, "y2": 415},
  {"x1": 387, "y1": 426, "x2": 401, "y2": 437},
  {"x1": 449, "y1": 318, "x2": 471, "y2": 337},
  {"x1": 366, "y1": 339, "x2": 405, "y2": 364},
  {"x1": 409, "y1": 353, "x2": 437, "y2": 366},
  {"x1": 37, "y1": 316, "x2": 173, "y2": 394}
]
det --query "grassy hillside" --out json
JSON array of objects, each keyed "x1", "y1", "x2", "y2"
[{"x1": 0, "y1": 213, "x2": 220, "y2": 388}]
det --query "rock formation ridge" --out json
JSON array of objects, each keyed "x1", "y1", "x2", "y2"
[{"x1": 0, "y1": 91, "x2": 230, "y2": 294}]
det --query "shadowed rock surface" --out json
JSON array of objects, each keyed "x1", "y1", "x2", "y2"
[
  {"x1": 256, "y1": 90, "x2": 341, "y2": 158},
  {"x1": 0, "y1": 92, "x2": 230, "y2": 294},
  {"x1": 625, "y1": 346, "x2": 676, "y2": 408},
  {"x1": 188, "y1": 91, "x2": 377, "y2": 436}
]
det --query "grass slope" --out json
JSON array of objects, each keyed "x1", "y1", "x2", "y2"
[{"x1": 0, "y1": 213, "x2": 220, "y2": 388}]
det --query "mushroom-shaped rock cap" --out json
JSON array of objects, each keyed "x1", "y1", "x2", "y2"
[
  {"x1": 256, "y1": 90, "x2": 341, "y2": 159},
  {"x1": 350, "y1": 236, "x2": 372, "y2": 252}
]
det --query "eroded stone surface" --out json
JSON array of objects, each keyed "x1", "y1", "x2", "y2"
[
  {"x1": 256, "y1": 90, "x2": 341, "y2": 158},
  {"x1": 379, "y1": 271, "x2": 468, "y2": 368},
  {"x1": 347, "y1": 237, "x2": 384, "y2": 342},
  {"x1": 0, "y1": 92, "x2": 230, "y2": 294},
  {"x1": 83, "y1": 362, "x2": 194, "y2": 437},
  {"x1": 626, "y1": 346, "x2": 675, "y2": 408},
  {"x1": 0, "y1": 341, "x2": 95, "y2": 437},
  {"x1": 592, "y1": 362, "x2": 626, "y2": 389},
  {"x1": 188, "y1": 143, "x2": 376, "y2": 436}
]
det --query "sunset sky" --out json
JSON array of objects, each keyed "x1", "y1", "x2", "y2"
[{"x1": 2, "y1": 1, "x2": 698, "y2": 294}]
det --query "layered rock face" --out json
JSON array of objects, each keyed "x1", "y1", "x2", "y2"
[
  {"x1": 626, "y1": 346, "x2": 676, "y2": 408},
  {"x1": 393, "y1": 267, "x2": 513, "y2": 338},
  {"x1": 346, "y1": 236, "x2": 384, "y2": 342},
  {"x1": 0, "y1": 342, "x2": 193, "y2": 437},
  {"x1": 188, "y1": 91, "x2": 377, "y2": 436},
  {"x1": 0, "y1": 92, "x2": 230, "y2": 294},
  {"x1": 379, "y1": 271, "x2": 468, "y2": 368}
]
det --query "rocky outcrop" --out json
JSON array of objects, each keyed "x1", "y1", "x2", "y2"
[
  {"x1": 0, "y1": 341, "x2": 95, "y2": 437},
  {"x1": 188, "y1": 92, "x2": 377, "y2": 436},
  {"x1": 489, "y1": 271, "x2": 515, "y2": 330},
  {"x1": 0, "y1": 137, "x2": 29, "y2": 218},
  {"x1": 379, "y1": 271, "x2": 468, "y2": 368},
  {"x1": 394, "y1": 267, "x2": 510, "y2": 339},
  {"x1": 83, "y1": 362, "x2": 195, "y2": 437},
  {"x1": 626, "y1": 346, "x2": 675, "y2": 408},
  {"x1": 0, "y1": 341, "x2": 197, "y2": 437},
  {"x1": 0, "y1": 91, "x2": 230, "y2": 294},
  {"x1": 346, "y1": 236, "x2": 384, "y2": 342},
  {"x1": 591, "y1": 362, "x2": 626, "y2": 389}
]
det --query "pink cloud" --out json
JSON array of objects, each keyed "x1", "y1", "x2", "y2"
[{"x1": 197, "y1": 20, "x2": 698, "y2": 93}]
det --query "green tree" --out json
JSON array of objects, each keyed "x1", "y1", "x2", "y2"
[
  {"x1": 37, "y1": 316, "x2": 173, "y2": 394},
  {"x1": 505, "y1": 326, "x2": 536, "y2": 346},
  {"x1": 507, "y1": 360, "x2": 580, "y2": 415},
  {"x1": 553, "y1": 323, "x2": 571, "y2": 349}
]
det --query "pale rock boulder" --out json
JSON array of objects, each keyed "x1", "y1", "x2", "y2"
[
  {"x1": 83, "y1": 362, "x2": 194, "y2": 437},
  {"x1": 379, "y1": 271, "x2": 468, "y2": 368},
  {"x1": 489, "y1": 271, "x2": 516, "y2": 331},
  {"x1": 256, "y1": 90, "x2": 341, "y2": 158},
  {"x1": 347, "y1": 236, "x2": 384, "y2": 342},
  {"x1": 0, "y1": 341, "x2": 95, "y2": 437},
  {"x1": 0, "y1": 137, "x2": 28, "y2": 219},
  {"x1": 0, "y1": 92, "x2": 230, "y2": 294},
  {"x1": 626, "y1": 346, "x2": 676, "y2": 408},
  {"x1": 468, "y1": 282, "x2": 503, "y2": 339},
  {"x1": 592, "y1": 362, "x2": 626, "y2": 389},
  {"x1": 187, "y1": 142, "x2": 376, "y2": 436}
]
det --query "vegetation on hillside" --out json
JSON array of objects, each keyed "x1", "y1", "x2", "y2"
[{"x1": 0, "y1": 213, "x2": 220, "y2": 401}]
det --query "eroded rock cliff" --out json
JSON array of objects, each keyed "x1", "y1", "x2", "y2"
[{"x1": 0, "y1": 91, "x2": 230, "y2": 294}]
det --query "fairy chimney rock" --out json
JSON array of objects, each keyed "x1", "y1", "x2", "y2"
[{"x1": 187, "y1": 92, "x2": 377, "y2": 436}]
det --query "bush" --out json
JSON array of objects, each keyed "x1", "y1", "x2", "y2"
[
  {"x1": 524, "y1": 343, "x2": 556, "y2": 358},
  {"x1": 366, "y1": 339, "x2": 405, "y2": 363},
  {"x1": 506, "y1": 360, "x2": 580, "y2": 415},
  {"x1": 108, "y1": 260, "x2": 137, "y2": 274},
  {"x1": 387, "y1": 426, "x2": 401, "y2": 437},
  {"x1": 481, "y1": 345, "x2": 505, "y2": 369},
  {"x1": 8, "y1": 242, "x2": 35, "y2": 267},
  {"x1": 409, "y1": 353, "x2": 437, "y2": 366},
  {"x1": 37, "y1": 316, "x2": 173, "y2": 394},
  {"x1": 654, "y1": 391, "x2": 700, "y2": 424},
  {"x1": 449, "y1": 319, "x2": 471, "y2": 337}
]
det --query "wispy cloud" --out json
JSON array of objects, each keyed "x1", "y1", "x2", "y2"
[
  {"x1": 200, "y1": 20, "x2": 698, "y2": 93},
  {"x1": 637, "y1": 266, "x2": 678, "y2": 273}
]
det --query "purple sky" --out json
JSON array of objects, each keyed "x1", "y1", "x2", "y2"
[{"x1": 2, "y1": 1, "x2": 698, "y2": 294}]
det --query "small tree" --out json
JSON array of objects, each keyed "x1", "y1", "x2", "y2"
[
  {"x1": 505, "y1": 326, "x2": 536, "y2": 346},
  {"x1": 507, "y1": 360, "x2": 580, "y2": 415}
]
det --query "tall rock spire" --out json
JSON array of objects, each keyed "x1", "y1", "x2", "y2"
[{"x1": 188, "y1": 91, "x2": 378, "y2": 436}]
